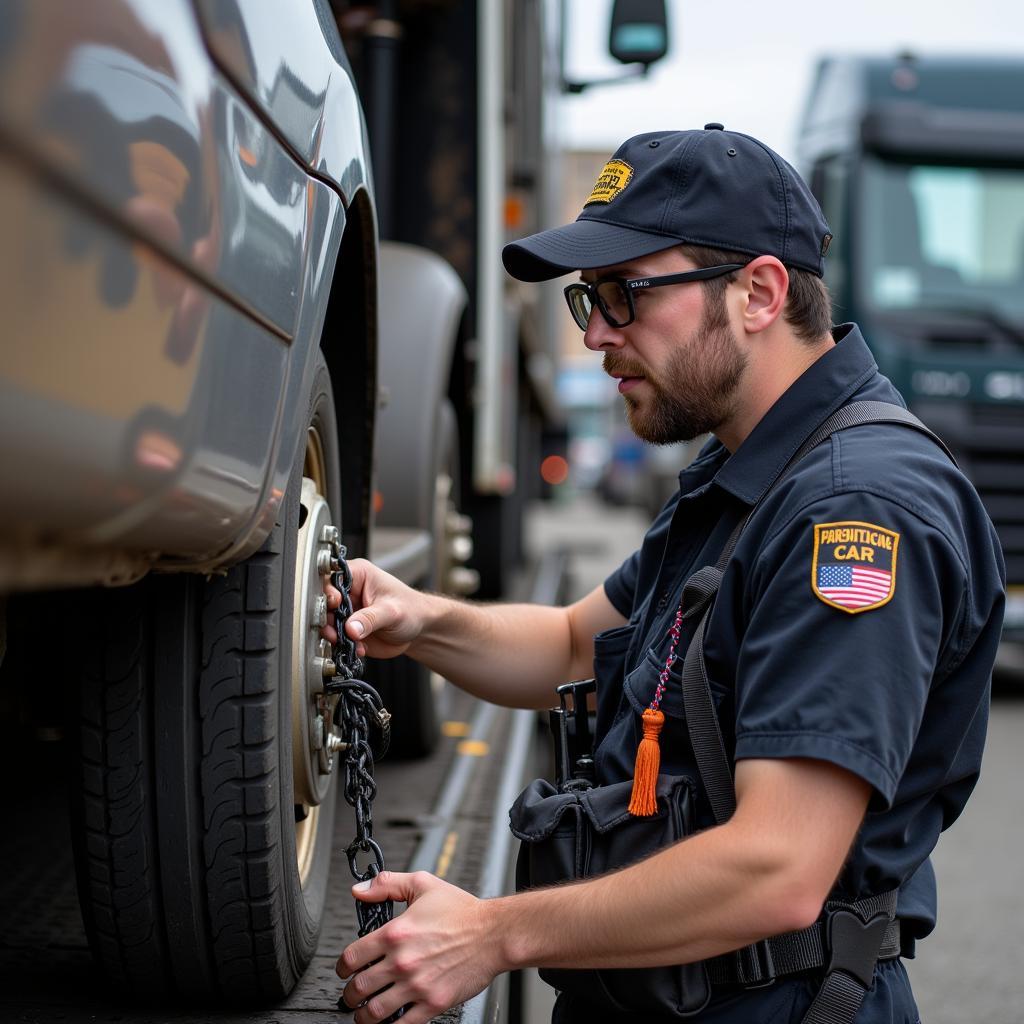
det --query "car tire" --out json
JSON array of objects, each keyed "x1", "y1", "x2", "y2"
[{"x1": 69, "y1": 353, "x2": 344, "y2": 1002}]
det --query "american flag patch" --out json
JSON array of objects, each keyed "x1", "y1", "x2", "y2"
[
  {"x1": 812, "y1": 521, "x2": 899, "y2": 614},
  {"x1": 817, "y1": 564, "x2": 892, "y2": 609}
]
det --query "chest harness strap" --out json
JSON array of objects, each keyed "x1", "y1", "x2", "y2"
[{"x1": 656, "y1": 401, "x2": 954, "y2": 1021}]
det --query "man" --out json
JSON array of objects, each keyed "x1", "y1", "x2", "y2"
[{"x1": 331, "y1": 125, "x2": 1004, "y2": 1023}]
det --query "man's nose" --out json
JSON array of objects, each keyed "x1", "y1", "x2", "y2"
[{"x1": 582, "y1": 311, "x2": 624, "y2": 352}]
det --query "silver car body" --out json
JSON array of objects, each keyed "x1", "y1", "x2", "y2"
[{"x1": 0, "y1": 0, "x2": 375, "y2": 589}]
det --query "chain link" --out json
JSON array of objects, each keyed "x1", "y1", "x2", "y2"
[{"x1": 318, "y1": 537, "x2": 401, "y2": 1017}]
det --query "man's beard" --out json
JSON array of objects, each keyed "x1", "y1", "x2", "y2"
[{"x1": 603, "y1": 293, "x2": 747, "y2": 445}]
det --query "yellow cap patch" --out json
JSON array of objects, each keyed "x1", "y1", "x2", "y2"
[
  {"x1": 811, "y1": 520, "x2": 900, "y2": 614},
  {"x1": 585, "y1": 160, "x2": 634, "y2": 205}
]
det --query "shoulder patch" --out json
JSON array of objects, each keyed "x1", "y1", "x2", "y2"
[{"x1": 811, "y1": 520, "x2": 899, "y2": 614}]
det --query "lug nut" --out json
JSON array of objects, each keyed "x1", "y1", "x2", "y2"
[
  {"x1": 313, "y1": 659, "x2": 337, "y2": 684},
  {"x1": 327, "y1": 733, "x2": 347, "y2": 753},
  {"x1": 320, "y1": 524, "x2": 340, "y2": 546},
  {"x1": 450, "y1": 535, "x2": 473, "y2": 562},
  {"x1": 448, "y1": 566, "x2": 481, "y2": 595},
  {"x1": 314, "y1": 657, "x2": 337, "y2": 679},
  {"x1": 317, "y1": 548, "x2": 337, "y2": 575},
  {"x1": 447, "y1": 511, "x2": 472, "y2": 534}
]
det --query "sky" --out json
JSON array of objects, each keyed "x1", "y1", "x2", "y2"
[{"x1": 559, "y1": 0, "x2": 1024, "y2": 164}]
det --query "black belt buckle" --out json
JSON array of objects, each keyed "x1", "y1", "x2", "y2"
[
  {"x1": 826, "y1": 908, "x2": 890, "y2": 989},
  {"x1": 736, "y1": 937, "x2": 776, "y2": 988}
]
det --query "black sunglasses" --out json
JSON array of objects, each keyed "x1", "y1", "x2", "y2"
[{"x1": 563, "y1": 263, "x2": 747, "y2": 331}]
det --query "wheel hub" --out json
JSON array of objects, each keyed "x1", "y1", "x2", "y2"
[{"x1": 292, "y1": 477, "x2": 342, "y2": 811}]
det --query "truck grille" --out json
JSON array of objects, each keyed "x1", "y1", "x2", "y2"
[{"x1": 964, "y1": 405, "x2": 1024, "y2": 587}]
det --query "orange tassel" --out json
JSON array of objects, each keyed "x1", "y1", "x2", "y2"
[{"x1": 628, "y1": 708, "x2": 664, "y2": 816}]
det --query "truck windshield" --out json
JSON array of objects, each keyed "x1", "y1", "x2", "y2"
[{"x1": 860, "y1": 157, "x2": 1024, "y2": 322}]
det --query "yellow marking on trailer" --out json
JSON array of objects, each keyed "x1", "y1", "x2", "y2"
[
  {"x1": 442, "y1": 721, "x2": 471, "y2": 737},
  {"x1": 456, "y1": 739, "x2": 490, "y2": 757},
  {"x1": 435, "y1": 831, "x2": 459, "y2": 878}
]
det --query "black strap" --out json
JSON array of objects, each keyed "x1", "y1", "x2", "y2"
[
  {"x1": 679, "y1": 570, "x2": 734, "y2": 822},
  {"x1": 801, "y1": 889, "x2": 900, "y2": 1024},
  {"x1": 673, "y1": 402, "x2": 950, "y2": 1020},
  {"x1": 792, "y1": 400, "x2": 957, "y2": 467}
]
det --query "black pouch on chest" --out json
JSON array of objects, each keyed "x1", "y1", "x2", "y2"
[
  {"x1": 505, "y1": 571, "x2": 726, "y2": 1017},
  {"x1": 509, "y1": 774, "x2": 711, "y2": 1016}
]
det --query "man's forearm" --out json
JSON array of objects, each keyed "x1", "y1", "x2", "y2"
[
  {"x1": 485, "y1": 758, "x2": 870, "y2": 973},
  {"x1": 489, "y1": 817, "x2": 809, "y2": 973},
  {"x1": 343, "y1": 562, "x2": 621, "y2": 710},
  {"x1": 406, "y1": 597, "x2": 584, "y2": 710}
]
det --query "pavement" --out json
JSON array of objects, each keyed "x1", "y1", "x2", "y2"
[
  {"x1": 524, "y1": 489, "x2": 646, "y2": 603},
  {"x1": 904, "y1": 699, "x2": 1024, "y2": 1022}
]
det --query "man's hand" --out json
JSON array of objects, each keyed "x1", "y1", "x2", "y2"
[
  {"x1": 336, "y1": 871, "x2": 506, "y2": 1023},
  {"x1": 321, "y1": 558, "x2": 426, "y2": 659}
]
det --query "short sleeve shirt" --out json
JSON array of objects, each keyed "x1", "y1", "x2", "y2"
[{"x1": 597, "y1": 325, "x2": 1004, "y2": 962}]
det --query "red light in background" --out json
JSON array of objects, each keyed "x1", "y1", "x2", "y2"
[
  {"x1": 505, "y1": 195, "x2": 525, "y2": 230},
  {"x1": 540, "y1": 455, "x2": 569, "y2": 486}
]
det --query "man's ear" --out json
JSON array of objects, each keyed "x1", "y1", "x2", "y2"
[{"x1": 740, "y1": 256, "x2": 788, "y2": 334}]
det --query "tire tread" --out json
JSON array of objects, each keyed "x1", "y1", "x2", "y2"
[
  {"x1": 198, "y1": 556, "x2": 287, "y2": 996},
  {"x1": 74, "y1": 590, "x2": 172, "y2": 996}
]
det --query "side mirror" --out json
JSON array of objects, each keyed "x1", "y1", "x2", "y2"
[{"x1": 609, "y1": 0, "x2": 669, "y2": 68}]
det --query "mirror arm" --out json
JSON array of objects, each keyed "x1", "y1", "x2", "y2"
[{"x1": 560, "y1": 64, "x2": 650, "y2": 94}]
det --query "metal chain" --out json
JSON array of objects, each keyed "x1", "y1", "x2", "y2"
[{"x1": 317, "y1": 537, "x2": 401, "y2": 1016}]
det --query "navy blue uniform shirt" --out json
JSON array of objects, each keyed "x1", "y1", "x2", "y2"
[{"x1": 556, "y1": 325, "x2": 1005, "y2": 1024}]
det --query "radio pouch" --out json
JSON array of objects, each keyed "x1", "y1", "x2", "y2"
[{"x1": 509, "y1": 773, "x2": 711, "y2": 1016}]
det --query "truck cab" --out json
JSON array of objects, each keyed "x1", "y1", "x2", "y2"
[{"x1": 798, "y1": 55, "x2": 1024, "y2": 649}]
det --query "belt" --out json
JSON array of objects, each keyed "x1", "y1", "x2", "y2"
[{"x1": 707, "y1": 892, "x2": 901, "y2": 1005}]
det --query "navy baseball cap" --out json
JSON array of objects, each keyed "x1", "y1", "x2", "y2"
[{"x1": 502, "y1": 124, "x2": 832, "y2": 282}]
